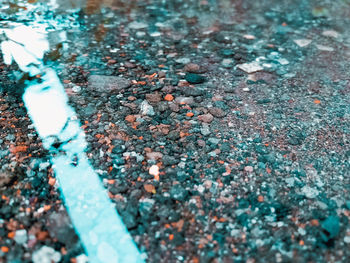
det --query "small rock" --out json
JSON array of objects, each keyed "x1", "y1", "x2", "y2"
[
  {"x1": 88, "y1": 75, "x2": 131, "y2": 92},
  {"x1": 149, "y1": 165, "x2": 159, "y2": 177},
  {"x1": 146, "y1": 152, "x2": 163, "y2": 160},
  {"x1": 176, "y1": 57, "x2": 191, "y2": 64},
  {"x1": 76, "y1": 254, "x2": 89, "y2": 263},
  {"x1": 125, "y1": 62, "x2": 136, "y2": 68},
  {"x1": 321, "y1": 215, "x2": 340, "y2": 241},
  {"x1": 315, "y1": 44, "x2": 334, "y2": 52},
  {"x1": 184, "y1": 63, "x2": 200, "y2": 73},
  {"x1": 139, "y1": 199, "x2": 155, "y2": 217},
  {"x1": 198, "y1": 113, "x2": 214, "y2": 123},
  {"x1": 244, "y1": 166, "x2": 254, "y2": 173},
  {"x1": 322, "y1": 30, "x2": 339, "y2": 38},
  {"x1": 222, "y1": 58, "x2": 234, "y2": 68},
  {"x1": 168, "y1": 130, "x2": 180, "y2": 140},
  {"x1": 301, "y1": 186, "x2": 319, "y2": 199},
  {"x1": 223, "y1": 86, "x2": 236, "y2": 93},
  {"x1": 208, "y1": 138, "x2": 220, "y2": 145},
  {"x1": 175, "y1": 96, "x2": 194, "y2": 105},
  {"x1": 144, "y1": 184, "x2": 156, "y2": 194},
  {"x1": 129, "y1": 21, "x2": 148, "y2": 29},
  {"x1": 121, "y1": 211, "x2": 137, "y2": 229},
  {"x1": 293, "y1": 39, "x2": 312, "y2": 47},
  {"x1": 209, "y1": 107, "x2": 226, "y2": 118},
  {"x1": 140, "y1": 100, "x2": 155, "y2": 116},
  {"x1": 197, "y1": 139, "x2": 206, "y2": 147},
  {"x1": 182, "y1": 86, "x2": 204, "y2": 96},
  {"x1": 200, "y1": 124, "x2": 211, "y2": 136},
  {"x1": 0, "y1": 170, "x2": 13, "y2": 187},
  {"x1": 185, "y1": 73, "x2": 206, "y2": 84},
  {"x1": 163, "y1": 156, "x2": 178, "y2": 166},
  {"x1": 32, "y1": 246, "x2": 61, "y2": 263},
  {"x1": 170, "y1": 184, "x2": 188, "y2": 201},
  {"x1": 146, "y1": 93, "x2": 162, "y2": 104},
  {"x1": 237, "y1": 62, "x2": 263, "y2": 73},
  {"x1": 344, "y1": 236, "x2": 350, "y2": 243},
  {"x1": 14, "y1": 229, "x2": 27, "y2": 245},
  {"x1": 169, "y1": 103, "x2": 180, "y2": 112},
  {"x1": 46, "y1": 211, "x2": 78, "y2": 246}
]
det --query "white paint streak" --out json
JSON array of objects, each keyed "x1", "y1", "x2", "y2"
[{"x1": 1, "y1": 23, "x2": 144, "y2": 263}]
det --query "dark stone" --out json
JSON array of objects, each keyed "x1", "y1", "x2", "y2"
[
  {"x1": 321, "y1": 215, "x2": 340, "y2": 242},
  {"x1": 182, "y1": 86, "x2": 204, "y2": 96},
  {"x1": 185, "y1": 73, "x2": 206, "y2": 84},
  {"x1": 170, "y1": 184, "x2": 188, "y2": 201},
  {"x1": 46, "y1": 211, "x2": 78, "y2": 246},
  {"x1": 113, "y1": 156, "x2": 125, "y2": 165},
  {"x1": 163, "y1": 156, "x2": 178, "y2": 166},
  {"x1": 121, "y1": 211, "x2": 137, "y2": 229}
]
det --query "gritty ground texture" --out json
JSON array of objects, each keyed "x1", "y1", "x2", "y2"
[{"x1": 0, "y1": 0, "x2": 350, "y2": 262}]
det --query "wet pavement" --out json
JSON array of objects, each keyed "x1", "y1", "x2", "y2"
[{"x1": 0, "y1": 0, "x2": 350, "y2": 262}]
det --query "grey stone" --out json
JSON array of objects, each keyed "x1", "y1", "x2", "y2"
[{"x1": 88, "y1": 75, "x2": 131, "y2": 92}]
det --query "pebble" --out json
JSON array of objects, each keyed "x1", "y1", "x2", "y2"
[
  {"x1": 163, "y1": 156, "x2": 178, "y2": 166},
  {"x1": 170, "y1": 184, "x2": 188, "y2": 201},
  {"x1": 182, "y1": 86, "x2": 204, "y2": 97},
  {"x1": 129, "y1": 21, "x2": 148, "y2": 29},
  {"x1": 315, "y1": 44, "x2": 334, "y2": 52},
  {"x1": 72, "y1": 85, "x2": 81, "y2": 92},
  {"x1": 237, "y1": 61, "x2": 263, "y2": 73},
  {"x1": 223, "y1": 85, "x2": 236, "y2": 93},
  {"x1": 32, "y1": 246, "x2": 61, "y2": 263},
  {"x1": 184, "y1": 63, "x2": 200, "y2": 73},
  {"x1": 146, "y1": 93, "x2": 162, "y2": 104},
  {"x1": 322, "y1": 30, "x2": 339, "y2": 38},
  {"x1": 76, "y1": 254, "x2": 89, "y2": 263},
  {"x1": 301, "y1": 186, "x2": 319, "y2": 199},
  {"x1": 221, "y1": 58, "x2": 234, "y2": 68},
  {"x1": 121, "y1": 211, "x2": 137, "y2": 229},
  {"x1": 14, "y1": 229, "x2": 27, "y2": 245},
  {"x1": 88, "y1": 75, "x2": 131, "y2": 92},
  {"x1": 175, "y1": 96, "x2": 194, "y2": 105},
  {"x1": 169, "y1": 102, "x2": 180, "y2": 112},
  {"x1": 197, "y1": 139, "x2": 206, "y2": 147},
  {"x1": 198, "y1": 113, "x2": 214, "y2": 123},
  {"x1": 149, "y1": 165, "x2": 159, "y2": 177},
  {"x1": 124, "y1": 62, "x2": 136, "y2": 68},
  {"x1": 176, "y1": 58, "x2": 191, "y2": 64},
  {"x1": 140, "y1": 100, "x2": 155, "y2": 116},
  {"x1": 244, "y1": 166, "x2": 254, "y2": 173},
  {"x1": 208, "y1": 138, "x2": 220, "y2": 145},
  {"x1": 47, "y1": 211, "x2": 77, "y2": 246},
  {"x1": 293, "y1": 39, "x2": 312, "y2": 47},
  {"x1": 146, "y1": 152, "x2": 163, "y2": 160},
  {"x1": 200, "y1": 124, "x2": 211, "y2": 136},
  {"x1": 344, "y1": 236, "x2": 350, "y2": 243},
  {"x1": 0, "y1": 170, "x2": 12, "y2": 187},
  {"x1": 185, "y1": 73, "x2": 206, "y2": 84},
  {"x1": 209, "y1": 107, "x2": 226, "y2": 118}
]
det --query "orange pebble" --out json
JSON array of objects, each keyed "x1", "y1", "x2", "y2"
[
  {"x1": 310, "y1": 219, "x2": 319, "y2": 226},
  {"x1": 169, "y1": 234, "x2": 174, "y2": 241},
  {"x1": 257, "y1": 195, "x2": 264, "y2": 202},
  {"x1": 314, "y1": 99, "x2": 321, "y2": 104},
  {"x1": 7, "y1": 231, "x2": 15, "y2": 239},
  {"x1": 164, "y1": 94, "x2": 174, "y2": 101},
  {"x1": 1, "y1": 246, "x2": 9, "y2": 253},
  {"x1": 186, "y1": 112, "x2": 194, "y2": 117},
  {"x1": 48, "y1": 177, "x2": 56, "y2": 186}
]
